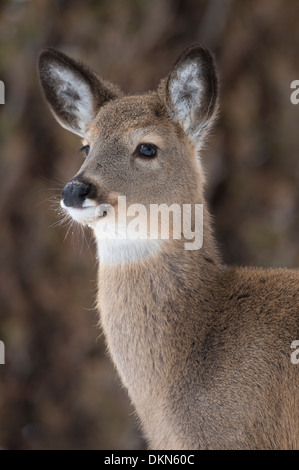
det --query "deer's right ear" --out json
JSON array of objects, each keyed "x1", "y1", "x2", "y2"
[{"x1": 38, "y1": 49, "x2": 122, "y2": 137}]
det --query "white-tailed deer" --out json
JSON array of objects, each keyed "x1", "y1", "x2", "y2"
[{"x1": 38, "y1": 46, "x2": 299, "y2": 450}]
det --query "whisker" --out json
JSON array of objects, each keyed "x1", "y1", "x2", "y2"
[
  {"x1": 63, "y1": 219, "x2": 74, "y2": 242},
  {"x1": 84, "y1": 227, "x2": 94, "y2": 259},
  {"x1": 36, "y1": 195, "x2": 60, "y2": 208}
]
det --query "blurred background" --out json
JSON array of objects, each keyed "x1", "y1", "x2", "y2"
[{"x1": 0, "y1": 0, "x2": 299, "y2": 450}]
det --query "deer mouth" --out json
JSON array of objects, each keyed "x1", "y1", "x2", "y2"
[{"x1": 60, "y1": 198, "x2": 108, "y2": 226}]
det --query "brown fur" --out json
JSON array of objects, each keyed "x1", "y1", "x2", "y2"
[{"x1": 38, "y1": 45, "x2": 299, "y2": 450}]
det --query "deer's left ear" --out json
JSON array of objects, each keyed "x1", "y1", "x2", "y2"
[{"x1": 158, "y1": 45, "x2": 218, "y2": 143}]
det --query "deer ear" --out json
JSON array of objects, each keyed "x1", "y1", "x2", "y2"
[
  {"x1": 158, "y1": 45, "x2": 218, "y2": 143},
  {"x1": 38, "y1": 48, "x2": 122, "y2": 137}
]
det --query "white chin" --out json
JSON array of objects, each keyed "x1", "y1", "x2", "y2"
[{"x1": 60, "y1": 199, "x2": 97, "y2": 226}]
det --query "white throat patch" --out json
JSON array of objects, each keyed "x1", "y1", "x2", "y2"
[
  {"x1": 96, "y1": 238, "x2": 162, "y2": 266},
  {"x1": 93, "y1": 216, "x2": 161, "y2": 265}
]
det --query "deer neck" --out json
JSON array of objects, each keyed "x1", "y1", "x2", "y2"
[{"x1": 95, "y1": 206, "x2": 220, "y2": 438}]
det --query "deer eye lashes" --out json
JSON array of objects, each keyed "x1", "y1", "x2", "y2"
[
  {"x1": 136, "y1": 143, "x2": 158, "y2": 158},
  {"x1": 80, "y1": 145, "x2": 90, "y2": 156}
]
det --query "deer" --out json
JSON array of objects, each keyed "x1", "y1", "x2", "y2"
[{"x1": 38, "y1": 45, "x2": 299, "y2": 450}]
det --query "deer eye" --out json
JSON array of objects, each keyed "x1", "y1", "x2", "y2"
[
  {"x1": 137, "y1": 143, "x2": 158, "y2": 158},
  {"x1": 80, "y1": 145, "x2": 90, "y2": 157}
]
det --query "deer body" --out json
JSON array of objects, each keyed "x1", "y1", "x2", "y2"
[
  {"x1": 98, "y1": 248, "x2": 298, "y2": 449},
  {"x1": 38, "y1": 46, "x2": 299, "y2": 449}
]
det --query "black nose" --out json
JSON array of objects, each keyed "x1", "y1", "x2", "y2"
[{"x1": 61, "y1": 181, "x2": 91, "y2": 208}]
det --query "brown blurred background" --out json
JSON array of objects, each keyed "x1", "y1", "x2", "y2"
[{"x1": 0, "y1": 0, "x2": 299, "y2": 450}]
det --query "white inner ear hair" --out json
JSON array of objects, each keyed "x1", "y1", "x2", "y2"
[
  {"x1": 169, "y1": 62, "x2": 203, "y2": 137},
  {"x1": 49, "y1": 64, "x2": 94, "y2": 137}
]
